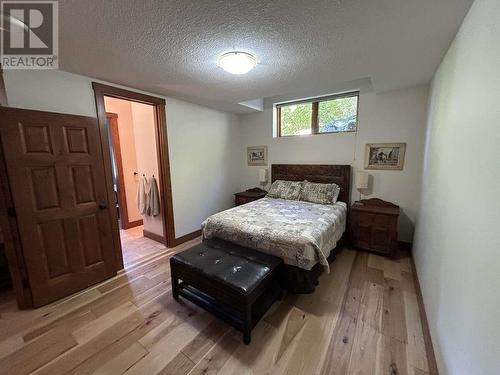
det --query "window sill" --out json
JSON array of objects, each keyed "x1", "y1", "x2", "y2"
[{"x1": 275, "y1": 129, "x2": 357, "y2": 138}]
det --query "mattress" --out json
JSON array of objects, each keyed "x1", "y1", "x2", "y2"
[{"x1": 201, "y1": 197, "x2": 347, "y2": 272}]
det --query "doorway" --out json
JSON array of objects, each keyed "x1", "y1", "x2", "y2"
[
  {"x1": 0, "y1": 85, "x2": 179, "y2": 309},
  {"x1": 103, "y1": 96, "x2": 166, "y2": 269},
  {"x1": 93, "y1": 83, "x2": 176, "y2": 271},
  {"x1": 105, "y1": 111, "x2": 143, "y2": 231}
]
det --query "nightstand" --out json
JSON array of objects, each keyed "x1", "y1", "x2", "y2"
[
  {"x1": 350, "y1": 198, "x2": 400, "y2": 257},
  {"x1": 234, "y1": 190, "x2": 267, "y2": 206}
]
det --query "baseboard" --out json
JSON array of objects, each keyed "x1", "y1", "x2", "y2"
[
  {"x1": 122, "y1": 219, "x2": 143, "y2": 230},
  {"x1": 172, "y1": 229, "x2": 202, "y2": 247},
  {"x1": 410, "y1": 256, "x2": 439, "y2": 374},
  {"x1": 143, "y1": 229, "x2": 165, "y2": 244},
  {"x1": 143, "y1": 228, "x2": 201, "y2": 248}
]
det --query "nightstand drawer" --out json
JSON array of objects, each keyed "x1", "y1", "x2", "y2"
[
  {"x1": 372, "y1": 214, "x2": 391, "y2": 227},
  {"x1": 350, "y1": 199, "x2": 400, "y2": 257},
  {"x1": 354, "y1": 224, "x2": 372, "y2": 249},
  {"x1": 371, "y1": 225, "x2": 390, "y2": 253}
]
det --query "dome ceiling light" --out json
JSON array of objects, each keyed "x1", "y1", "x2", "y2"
[{"x1": 218, "y1": 51, "x2": 256, "y2": 75}]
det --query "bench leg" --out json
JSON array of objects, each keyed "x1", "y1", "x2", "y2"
[
  {"x1": 277, "y1": 284, "x2": 284, "y2": 301},
  {"x1": 277, "y1": 290, "x2": 284, "y2": 301},
  {"x1": 243, "y1": 305, "x2": 252, "y2": 345},
  {"x1": 171, "y1": 272, "x2": 179, "y2": 301}
]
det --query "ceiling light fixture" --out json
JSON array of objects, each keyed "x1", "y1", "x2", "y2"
[{"x1": 218, "y1": 51, "x2": 256, "y2": 75}]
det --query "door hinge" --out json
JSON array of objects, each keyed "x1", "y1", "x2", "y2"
[{"x1": 7, "y1": 206, "x2": 16, "y2": 218}]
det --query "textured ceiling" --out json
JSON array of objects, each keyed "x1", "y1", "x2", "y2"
[{"x1": 58, "y1": 0, "x2": 473, "y2": 113}]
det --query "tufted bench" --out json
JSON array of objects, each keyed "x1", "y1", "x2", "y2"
[{"x1": 170, "y1": 238, "x2": 283, "y2": 344}]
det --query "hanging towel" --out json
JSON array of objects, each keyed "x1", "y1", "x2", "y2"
[
  {"x1": 137, "y1": 175, "x2": 148, "y2": 215},
  {"x1": 148, "y1": 176, "x2": 160, "y2": 217}
]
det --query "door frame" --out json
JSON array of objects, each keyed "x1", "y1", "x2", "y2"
[
  {"x1": 0, "y1": 65, "x2": 7, "y2": 106},
  {"x1": 93, "y1": 83, "x2": 176, "y2": 264},
  {"x1": 106, "y1": 112, "x2": 143, "y2": 230}
]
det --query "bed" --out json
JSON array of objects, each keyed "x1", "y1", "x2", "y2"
[{"x1": 202, "y1": 164, "x2": 351, "y2": 293}]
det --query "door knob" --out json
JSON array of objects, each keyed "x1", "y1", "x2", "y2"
[{"x1": 98, "y1": 203, "x2": 107, "y2": 210}]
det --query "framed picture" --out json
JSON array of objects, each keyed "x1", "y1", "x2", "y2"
[
  {"x1": 365, "y1": 143, "x2": 406, "y2": 170},
  {"x1": 247, "y1": 146, "x2": 268, "y2": 166}
]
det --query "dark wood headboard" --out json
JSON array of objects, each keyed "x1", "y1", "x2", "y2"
[{"x1": 271, "y1": 164, "x2": 352, "y2": 205}]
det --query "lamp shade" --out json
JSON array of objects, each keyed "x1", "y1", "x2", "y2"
[
  {"x1": 259, "y1": 168, "x2": 268, "y2": 183},
  {"x1": 356, "y1": 171, "x2": 369, "y2": 189}
]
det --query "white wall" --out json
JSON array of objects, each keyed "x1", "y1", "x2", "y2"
[
  {"x1": 166, "y1": 98, "x2": 241, "y2": 237},
  {"x1": 413, "y1": 1, "x2": 500, "y2": 374},
  {"x1": 239, "y1": 86, "x2": 429, "y2": 242},
  {"x1": 3, "y1": 69, "x2": 241, "y2": 239},
  {"x1": 4, "y1": 69, "x2": 98, "y2": 117}
]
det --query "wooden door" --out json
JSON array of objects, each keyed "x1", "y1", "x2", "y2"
[{"x1": 0, "y1": 107, "x2": 117, "y2": 307}]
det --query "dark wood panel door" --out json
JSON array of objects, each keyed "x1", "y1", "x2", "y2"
[{"x1": 0, "y1": 107, "x2": 117, "y2": 307}]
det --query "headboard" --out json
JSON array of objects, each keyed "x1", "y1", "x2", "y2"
[{"x1": 271, "y1": 164, "x2": 352, "y2": 206}]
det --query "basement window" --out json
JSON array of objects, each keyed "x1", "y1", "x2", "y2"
[{"x1": 276, "y1": 92, "x2": 359, "y2": 137}]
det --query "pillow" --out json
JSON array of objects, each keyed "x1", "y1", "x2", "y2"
[
  {"x1": 266, "y1": 180, "x2": 304, "y2": 201},
  {"x1": 300, "y1": 181, "x2": 340, "y2": 205}
]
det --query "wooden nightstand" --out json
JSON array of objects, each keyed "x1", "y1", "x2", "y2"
[
  {"x1": 350, "y1": 198, "x2": 400, "y2": 257},
  {"x1": 234, "y1": 190, "x2": 267, "y2": 206}
]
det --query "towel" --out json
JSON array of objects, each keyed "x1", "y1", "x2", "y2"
[
  {"x1": 148, "y1": 176, "x2": 160, "y2": 217},
  {"x1": 137, "y1": 176, "x2": 148, "y2": 214}
]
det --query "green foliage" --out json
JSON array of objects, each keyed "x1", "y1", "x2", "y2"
[
  {"x1": 279, "y1": 96, "x2": 358, "y2": 136},
  {"x1": 280, "y1": 103, "x2": 312, "y2": 135},
  {"x1": 318, "y1": 96, "x2": 357, "y2": 131}
]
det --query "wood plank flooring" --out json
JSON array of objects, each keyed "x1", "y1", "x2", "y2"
[
  {"x1": 120, "y1": 225, "x2": 168, "y2": 268},
  {"x1": 0, "y1": 242, "x2": 436, "y2": 374}
]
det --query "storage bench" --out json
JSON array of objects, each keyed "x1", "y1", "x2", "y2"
[{"x1": 170, "y1": 239, "x2": 283, "y2": 344}]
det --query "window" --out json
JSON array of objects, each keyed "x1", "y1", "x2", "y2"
[{"x1": 276, "y1": 92, "x2": 359, "y2": 137}]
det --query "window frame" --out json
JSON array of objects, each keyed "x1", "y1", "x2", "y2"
[{"x1": 275, "y1": 91, "x2": 360, "y2": 137}]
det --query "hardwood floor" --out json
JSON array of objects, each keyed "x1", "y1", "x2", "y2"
[
  {"x1": 0, "y1": 242, "x2": 436, "y2": 375},
  {"x1": 120, "y1": 226, "x2": 167, "y2": 269}
]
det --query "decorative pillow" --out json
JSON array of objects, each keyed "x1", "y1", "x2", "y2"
[
  {"x1": 300, "y1": 181, "x2": 340, "y2": 205},
  {"x1": 266, "y1": 180, "x2": 304, "y2": 201}
]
